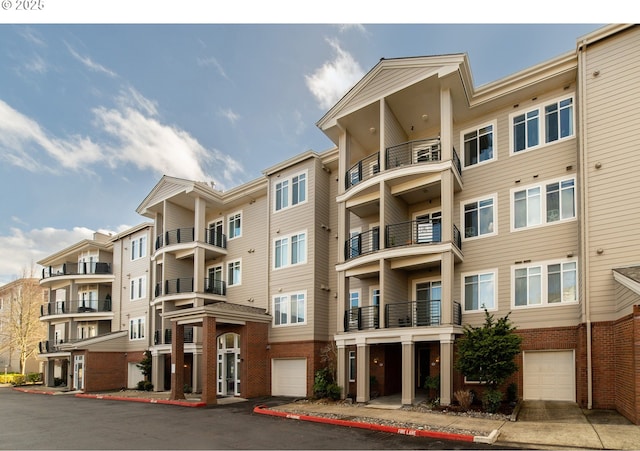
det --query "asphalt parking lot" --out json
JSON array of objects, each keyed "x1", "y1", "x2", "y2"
[{"x1": 0, "y1": 388, "x2": 505, "y2": 450}]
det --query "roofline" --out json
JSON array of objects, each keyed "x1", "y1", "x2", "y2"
[
  {"x1": 262, "y1": 150, "x2": 321, "y2": 176},
  {"x1": 576, "y1": 24, "x2": 635, "y2": 50},
  {"x1": 108, "y1": 222, "x2": 154, "y2": 243},
  {"x1": 37, "y1": 238, "x2": 113, "y2": 266}
]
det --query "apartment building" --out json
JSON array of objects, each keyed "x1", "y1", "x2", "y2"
[
  {"x1": 38, "y1": 224, "x2": 153, "y2": 391},
  {"x1": 135, "y1": 151, "x2": 337, "y2": 404},
  {"x1": 0, "y1": 278, "x2": 46, "y2": 374},
  {"x1": 317, "y1": 23, "x2": 640, "y2": 424}
]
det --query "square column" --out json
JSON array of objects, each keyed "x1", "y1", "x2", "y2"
[
  {"x1": 401, "y1": 338, "x2": 415, "y2": 406},
  {"x1": 356, "y1": 342, "x2": 370, "y2": 403},
  {"x1": 201, "y1": 316, "x2": 217, "y2": 405},
  {"x1": 336, "y1": 343, "x2": 348, "y2": 400},
  {"x1": 151, "y1": 353, "x2": 164, "y2": 392},
  {"x1": 439, "y1": 336, "x2": 454, "y2": 405},
  {"x1": 169, "y1": 322, "x2": 185, "y2": 400}
]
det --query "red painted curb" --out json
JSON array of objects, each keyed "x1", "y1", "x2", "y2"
[
  {"x1": 75, "y1": 393, "x2": 206, "y2": 408},
  {"x1": 252, "y1": 405, "x2": 475, "y2": 443},
  {"x1": 12, "y1": 387, "x2": 57, "y2": 395}
]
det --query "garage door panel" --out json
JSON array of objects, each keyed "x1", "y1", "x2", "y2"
[
  {"x1": 272, "y1": 358, "x2": 307, "y2": 397},
  {"x1": 524, "y1": 351, "x2": 575, "y2": 402}
]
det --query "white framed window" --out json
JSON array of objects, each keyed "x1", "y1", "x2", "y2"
[
  {"x1": 227, "y1": 260, "x2": 241, "y2": 287},
  {"x1": 273, "y1": 291, "x2": 306, "y2": 326},
  {"x1": 129, "y1": 317, "x2": 145, "y2": 340},
  {"x1": 462, "y1": 270, "x2": 497, "y2": 312},
  {"x1": 513, "y1": 259, "x2": 577, "y2": 308},
  {"x1": 274, "y1": 231, "x2": 307, "y2": 269},
  {"x1": 371, "y1": 287, "x2": 380, "y2": 306},
  {"x1": 462, "y1": 195, "x2": 496, "y2": 239},
  {"x1": 461, "y1": 121, "x2": 495, "y2": 168},
  {"x1": 130, "y1": 276, "x2": 146, "y2": 301},
  {"x1": 77, "y1": 323, "x2": 97, "y2": 339},
  {"x1": 511, "y1": 95, "x2": 574, "y2": 154},
  {"x1": 274, "y1": 170, "x2": 308, "y2": 212},
  {"x1": 227, "y1": 212, "x2": 242, "y2": 240},
  {"x1": 512, "y1": 177, "x2": 576, "y2": 230},
  {"x1": 349, "y1": 351, "x2": 356, "y2": 382},
  {"x1": 131, "y1": 235, "x2": 147, "y2": 261}
]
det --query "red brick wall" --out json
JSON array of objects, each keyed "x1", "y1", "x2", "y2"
[
  {"x1": 591, "y1": 321, "x2": 617, "y2": 409},
  {"x1": 268, "y1": 340, "x2": 329, "y2": 397},
  {"x1": 83, "y1": 351, "x2": 127, "y2": 392},
  {"x1": 613, "y1": 313, "x2": 635, "y2": 421}
]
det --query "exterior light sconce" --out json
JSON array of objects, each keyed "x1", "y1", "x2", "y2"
[
  {"x1": 247, "y1": 248, "x2": 255, "y2": 253},
  {"x1": 597, "y1": 248, "x2": 604, "y2": 255},
  {"x1": 369, "y1": 127, "x2": 376, "y2": 134},
  {"x1": 421, "y1": 114, "x2": 429, "y2": 121}
]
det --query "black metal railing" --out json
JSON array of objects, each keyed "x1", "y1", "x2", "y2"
[
  {"x1": 155, "y1": 228, "x2": 227, "y2": 250},
  {"x1": 162, "y1": 327, "x2": 194, "y2": 345},
  {"x1": 42, "y1": 262, "x2": 112, "y2": 279},
  {"x1": 40, "y1": 299, "x2": 112, "y2": 316},
  {"x1": 345, "y1": 152, "x2": 380, "y2": 189},
  {"x1": 160, "y1": 278, "x2": 194, "y2": 296},
  {"x1": 453, "y1": 224, "x2": 462, "y2": 250},
  {"x1": 344, "y1": 228, "x2": 380, "y2": 260},
  {"x1": 343, "y1": 305, "x2": 379, "y2": 332},
  {"x1": 386, "y1": 138, "x2": 441, "y2": 169},
  {"x1": 453, "y1": 301, "x2": 462, "y2": 326},
  {"x1": 385, "y1": 220, "x2": 442, "y2": 248},
  {"x1": 385, "y1": 300, "x2": 442, "y2": 328},
  {"x1": 452, "y1": 147, "x2": 461, "y2": 176},
  {"x1": 205, "y1": 277, "x2": 226, "y2": 295},
  {"x1": 38, "y1": 337, "x2": 91, "y2": 353}
]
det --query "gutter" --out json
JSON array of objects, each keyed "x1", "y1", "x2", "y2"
[{"x1": 577, "y1": 38, "x2": 593, "y2": 410}]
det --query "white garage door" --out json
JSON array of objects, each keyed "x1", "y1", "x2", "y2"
[
  {"x1": 128, "y1": 362, "x2": 145, "y2": 389},
  {"x1": 523, "y1": 350, "x2": 575, "y2": 401},
  {"x1": 272, "y1": 358, "x2": 307, "y2": 397}
]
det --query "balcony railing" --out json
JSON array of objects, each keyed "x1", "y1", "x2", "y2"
[
  {"x1": 342, "y1": 301, "x2": 462, "y2": 332},
  {"x1": 155, "y1": 278, "x2": 194, "y2": 297},
  {"x1": 343, "y1": 305, "x2": 379, "y2": 332},
  {"x1": 155, "y1": 228, "x2": 227, "y2": 250},
  {"x1": 40, "y1": 299, "x2": 112, "y2": 316},
  {"x1": 386, "y1": 219, "x2": 442, "y2": 248},
  {"x1": 344, "y1": 228, "x2": 380, "y2": 260},
  {"x1": 39, "y1": 338, "x2": 93, "y2": 353},
  {"x1": 345, "y1": 152, "x2": 380, "y2": 189},
  {"x1": 205, "y1": 277, "x2": 226, "y2": 296},
  {"x1": 42, "y1": 262, "x2": 112, "y2": 279},
  {"x1": 386, "y1": 138, "x2": 441, "y2": 169},
  {"x1": 159, "y1": 327, "x2": 194, "y2": 345}
]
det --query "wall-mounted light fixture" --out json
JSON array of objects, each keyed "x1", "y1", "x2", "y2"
[{"x1": 369, "y1": 127, "x2": 376, "y2": 134}]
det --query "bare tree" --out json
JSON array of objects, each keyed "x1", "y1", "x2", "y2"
[{"x1": 0, "y1": 266, "x2": 46, "y2": 375}]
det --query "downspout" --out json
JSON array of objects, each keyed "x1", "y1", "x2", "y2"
[{"x1": 578, "y1": 38, "x2": 593, "y2": 410}]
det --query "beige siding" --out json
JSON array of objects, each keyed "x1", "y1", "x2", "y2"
[
  {"x1": 453, "y1": 87, "x2": 580, "y2": 329},
  {"x1": 584, "y1": 26, "x2": 640, "y2": 322},
  {"x1": 383, "y1": 99, "x2": 407, "y2": 149},
  {"x1": 615, "y1": 283, "x2": 640, "y2": 316}
]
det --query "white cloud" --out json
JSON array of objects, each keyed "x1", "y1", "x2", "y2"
[
  {"x1": 24, "y1": 54, "x2": 48, "y2": 74},
  {"x1": 218, "y1": 108, "x2": 240, "y2": 124},
  {"x1": 0, "y1": 226, "x2": 95, "y2": 285},
  {"x1": 66, "y1": 43, "x2": 118, "y2": 78},
  {"x1": 336, "y1": 24, "x2": 367, "y2": 35},
  {"x1": 305, "y1": 38, "x2": 365, "y2": 110},
  {"x1": 197, "y1": 56, "x2": 229, "y2": 80},
  {"x1": 18, "y1": 27, "x2": 46, "y2": 47},
  {"x1": 117, "y1": 86, "x2": 159, "y2": 117}
]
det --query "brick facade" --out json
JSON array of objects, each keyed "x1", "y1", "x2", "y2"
[{"x1": 82, "y1": 351, "x2": 128, "y2": 392}]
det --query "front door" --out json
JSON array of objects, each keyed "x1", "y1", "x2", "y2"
[
  {"x1": 73, "y1": 355, "x2": 84, "y2": 390},
  {"x1": 217, "y1": 333, "x2": 241, "y2": 396},
  {"x1": 415, "y1": 281, "x2": 441, "y2": 326}
]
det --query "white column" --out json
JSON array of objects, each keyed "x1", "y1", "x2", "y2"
[
  {"x1": 356, "y1": 340, "x2": 370, "y2": 403},
  {"x1": 401, "y1": 337, "x2": 415, "y2": 406},
  {"x1": 439, "y1": 335, "x2": 454, "y2": 406},
  {"x1": 336, "y1": 343, "x2": 348, "y2": 400}
]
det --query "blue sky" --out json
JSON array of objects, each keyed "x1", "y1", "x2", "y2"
[{"x1": 0, "y1": 8, "x2": 607, "y2": 283}]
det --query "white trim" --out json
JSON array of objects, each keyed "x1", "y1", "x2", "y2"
[
  {"x1": 226, "y1": 258, "x2": 242, "y2": 287},
  {"x1": 459, "y1": 119, "x2": 497, "y2": 170},
  {"x1": 226, "y1": 210, "x2": 242, "y2": 240},
  {"x1": 460, "y1": 193, "x2": 497, "y2": 241},
  {"x1": 461, "y1": 269, "x2": 498, "y2": 312},
  {"x1": 272, "y1": 290, "x2": 307, "y2": 327},
  {"x1": 273, "y1": 169, "x2": 309, "y2": 213},
  {"x1": 511, "y1": 258, "x2": 578, "y2": 309},
  {"x1": 273, "y1": 229, "x2": 308, "y2": 270}
]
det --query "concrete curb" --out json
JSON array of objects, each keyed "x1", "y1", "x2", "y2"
[
  {"x1": 75, "y1": 393, "x2": 206, "y2": 408},
  {"x1": 253, "y1": 405, "x2": 499, "y2": 444},
  {"x1": 12, "y1": 386, "x2": 58, "y2": 395}
]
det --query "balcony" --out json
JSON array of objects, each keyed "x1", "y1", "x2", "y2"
[
  {"x1": 342, "y1": 301, "x2": 462, "y2": 332},
  {"x1": 38, "y1": 337, "x2": 94, "y2": 353},
  {"x1": 345, "y1": 138, "x2": 462, "y2": 191},
  {"x1": 40, "y1": 299, "x2": 112, "y2": 317},
  {"x1": 155, "y1": 228, "x2": 227, "y2": 250},
  {"x1": 345, "y1": 221, "x2": 461, "y2": 261},
  {"x1": 155, "y1": 327, "x2": 194, "y2": 345},
  {"x1": 41, "y1": 262, "x2": 111, "y2": 279},
  {"x1": 154, "y1": 277, "x2": 226, "y2": 297}
]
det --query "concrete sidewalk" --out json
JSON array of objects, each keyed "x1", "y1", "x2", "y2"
[{"x1": 12, "y1": 386, "x2": 640, "y2": 449}]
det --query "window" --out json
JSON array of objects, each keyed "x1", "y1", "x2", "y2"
[
  {"x1": 227, "y1": 260, "x2": 241, "y2": 287},
  {"x1": 274, "y1": 232, "x2": 306, "y2": 269},
  {"x1": 511, "y1": 96, "x2": 574, "y2": 153},
  {"x1": 130, "y1": 276, "x2": 146, "y2": 301},
  {"x1": 273, "y1": 292, "x2": 306, "y2": 326},
  {"x1": 129, "y1": 317, "x2": 145, "y2": 340},
  {"x1": 371, "y1": 288, "x2": 380, "y2": 306},
  {"x1": 513, "y1": 177, "x2": 576, "y2": 230},
  {"x1": 349, "y1": 351, "x2": 356, "y2": 382},
  {"x1": 131, "y1": 236, "x2": 147, "y2": 261},
  {"x1": 463, "y1": 123, "x2": 494, "y2": 167},
  {"x1": 274, "y1": 171, "x2": 308, "y2": 211},
  {"x1": 463, "y1": 196, "x2": 496, "y2": 239},
  {"x1": 228, "y1": 212, "x2": 241, "y2": 240},
  {"x1": 513, "y1": 260, "x2": 577, "y2": 307},
  {"x1": 463, "y1": 271, "x2": 496, "y2": 312}
]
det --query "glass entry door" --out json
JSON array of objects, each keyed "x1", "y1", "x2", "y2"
[
  {"x1": 217, "y1": 333, "x2": 241, "y2": 396},
  {"x1": 73, "y1": 355, "x2": 84, "y2": 390}
]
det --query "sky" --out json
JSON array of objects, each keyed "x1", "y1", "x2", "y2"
[{"x1": 0, "y1": 2, "x2": 614, "y2": 284}]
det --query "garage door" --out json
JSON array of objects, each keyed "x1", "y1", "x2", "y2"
[
  {"x1": 128, "y1": 362, "x2": 144, "y2": 389},
  {"x1": 523, "y1": 350, "x2": 575, "y2": 401},
  {"x1": 272, "y1": 358, "x2": 307, "y2": 397}
]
